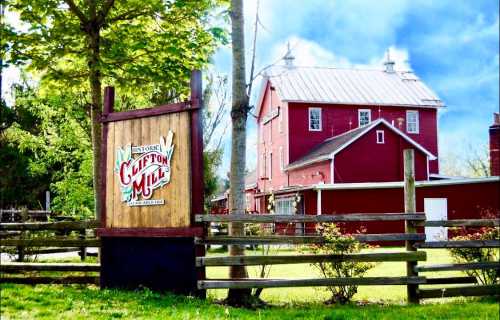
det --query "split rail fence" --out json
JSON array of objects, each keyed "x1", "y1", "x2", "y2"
[
  {"x1": 193, "y1": 150, "x2": 499, "y2": 303},
  {"x1": 0, "y1": 220, "x2": 100, "y2": 285}
]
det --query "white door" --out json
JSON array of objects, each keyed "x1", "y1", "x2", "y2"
[{"x1": 424, "y1": 198, "x2": 448, "y2": 241}]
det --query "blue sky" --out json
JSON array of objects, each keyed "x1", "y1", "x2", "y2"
[{"x1": 211, "y1": 0, "x2": 499, "y2": 177}]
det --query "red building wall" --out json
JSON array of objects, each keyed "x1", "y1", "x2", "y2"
[
  {"x1": 333, "y1": 123, "x2": 429, "y2": 182},
  {"x1": 314, "y1": 180, "x2": 499, "y2": 239},
  {"x1": 287, "y1": 103, "x2": 439, "y2": 174},
  {"x1": 288, "y1": 161, "x2": 331, "y2": 186},
  {"x1": 257, "y1": 82, "x2": 289, "y2": 193}
]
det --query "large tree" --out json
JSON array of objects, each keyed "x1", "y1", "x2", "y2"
[
  {"x1": 4, "y1": 0, "x2": 224, "y2": 218},
  {"x1": 226, "y1": 0, "x2": 252, "y2": 306}
]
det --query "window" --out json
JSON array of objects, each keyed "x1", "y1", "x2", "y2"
[
  {"x1": 376, "y1": 130, "x2": 385, "y2": 144},
  {"x1": 275, "y1": 197, "x2": 294, "y2": 215},
  {"x1": 278, "y1": 106, "x2": 283, "y2": 133},
  {"x1": 406, "y1": 110, "x2": 419, "y2": 133},
  {"x1": 308, "y1": 107, "x2": 322, "y2": 131},
  {"x1": 246, "y1": 194, "x2": 251, "y2": 211},
  {"x1": 358, "y1": 109, "x2": 371, "y2": 127},
  {"x1": 269, "y1": 152, "x2": 273, "y2": 180},
  {"x1": 261, "y1": 152, "x2": 266, "y2": 177},
  {"x1": 279, "y1": 147, "x2": 284, "y2": 171}
]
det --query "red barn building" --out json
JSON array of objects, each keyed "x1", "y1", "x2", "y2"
[
  {"x1": 255, "y1": 58, "x2": 442, "y2": 194},
  {"x1": 212, "y1": 55, "x2": 499, "y2": 241}
]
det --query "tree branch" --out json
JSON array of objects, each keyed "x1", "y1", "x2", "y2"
[
  {"x1": 97, "y1": 0, "x2": 115, "y2": 25},
  {"x1": 246, "y1": 0, "x2": 259, "y2": 98},
  {"x1": 63, "y1": 0, "x2": 88, "y2": 24}
]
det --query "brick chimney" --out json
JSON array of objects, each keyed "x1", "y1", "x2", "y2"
[{"x1": 490, "y1": 113, "x2": 500, "y2": 176}]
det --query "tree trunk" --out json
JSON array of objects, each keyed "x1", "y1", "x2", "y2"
[
  {"x1": 226, "y1": 0, "x2": 252, "y2": 306},
  {"x1": 87, "y1": 28, "x2": 103, "y2": 221}
]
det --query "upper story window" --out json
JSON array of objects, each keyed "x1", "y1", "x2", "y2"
[
  {"x1": 278, "y1": 106, "x2": 283, "y2": 133},
  {"x1": 261, "y1": 152, "x2": 266, "y2": 177},
  {"x1": 358, "y1": 109, "x2": 371, "y2": 127},
  {"x1": 279, "y1": 146, "x2": 284, "y2": 172},
  {"x1": 308, "y1": 107, "x2": 322, "y2": 131},
  {"x1": 268, "y1": 152, "x2": 273, "y2": 180},
  {"x1": 406, "y1": 110, "x2": 419, "y2": 134},
  {"x1": 376, "y1": 130, "x2": 385, "y2": 144}
]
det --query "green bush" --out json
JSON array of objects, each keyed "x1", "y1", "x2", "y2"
[
  {"x1": 448, "y1": 227, "x2": 499, "y2": 285},
  {"x1": 309, "y1": 223, "x2": 376, "y2": 304}
]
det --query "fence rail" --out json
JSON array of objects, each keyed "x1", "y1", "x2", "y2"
[
  {"x1": 1, "y1": 262, "x2": 100, "y2": 272},
  {"x1": 196, "y1": 233, "x2": 425, "y2": 245},
  {"x1": 1, "y1": 238, "x2": 101, "y2": 247},
  {"x1": 0, "y1": 220, "x2": 99, "y2": 231},
  {"x1": 418, "y1": 285, "x2": 500, "y2": 299},
  {"x1": 196, "y1": 251, "x2": 426, "y2": 267},
  {"x1": 196, "y1": 213, "x2": 425, "y2": 223},
  {"x1": 415, "y1": 262, "x2": 500, "y2": 273},
  {"x1": 414, "y1": 240, "x2": 500, "y2": 249},
  {"x1": 198, "y1": 276, "x2": 426, "y2": 290},
  {"x1": 416, "y1": 219, "x2": 499, "y2": 227}
]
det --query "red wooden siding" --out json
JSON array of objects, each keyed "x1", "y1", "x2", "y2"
[
  {"x1": 333, "y1": 123, "x2": 429, "y2": 182},
  {"x1": 287, "y1": 103, "x2": 439, "y2": 174},
  {"x1": 257, "y1": 82, "x2": 289, "y2": 193}
]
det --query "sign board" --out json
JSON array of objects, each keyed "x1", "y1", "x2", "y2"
[
  {"x1": 99, "y1": 71, "x2": 204, "y2": 234},
  {"x1": 104, "y1": 114, "x2": 191, "y2": 228}
]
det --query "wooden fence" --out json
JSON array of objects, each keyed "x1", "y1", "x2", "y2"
[
  {"x1": 0, "y1": 220, "x2": 100, "y2": 284},
  {"x1": 0, "y1": 209, "x2": 52, "y2": 222},
  {"x1": 193, "y1": 150, "x2": 499, "y2": 303}
]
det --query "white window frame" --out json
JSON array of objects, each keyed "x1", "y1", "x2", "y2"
[
  {"x1": 358, "y1": 109, "x2": 371, "y2": 127},
  {"x1": 275, "y1": 197, "x2": 294, "y2": 215},
  {"x1": 406, "y1": 110, "x2": 419, "y2": 134},
  {"x1": 308, "y1": 107, "x2": 322, "y2": 131},
  {"x1": 278, "y1": 106, "x2": 283, "y2": 133},
  {"x1": 376, "y1": 130, "x2": 385, "y2": 144},
  {"x1": 279, "y1": 146, "x2": 284, "y2": 171}
]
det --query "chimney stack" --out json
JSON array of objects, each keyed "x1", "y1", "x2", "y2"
[{"x1": 489, "y1": 113, "x2": 500, "y2": 176}]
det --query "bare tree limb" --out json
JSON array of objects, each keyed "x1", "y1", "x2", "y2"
[{"x1": 246, "y1": 0, "x2": 259, "y2": 99}]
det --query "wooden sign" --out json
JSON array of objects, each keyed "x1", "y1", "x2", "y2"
[{"x1": 98, "y1": 71, "x2": 204, "y2": 236}]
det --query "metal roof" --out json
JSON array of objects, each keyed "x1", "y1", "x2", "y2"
[
  {"x1": 256, "y1": 66, "x2": 444, "y2": 116},
  {"x1": 286, "y1": 118, "x2": 437, "y2": 171}
]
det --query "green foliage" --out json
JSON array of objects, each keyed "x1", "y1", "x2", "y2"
[
  {"x1": 449, "y1": 227, "x2": 500, "y2": 285},
  {"x1": 4, "y1": 0, "x2": 228, "y2": 106},
  {"x1": 2, "y1": 0, "x2": 228, "y2": 215},
  {"x1": 309, "y1": 223, "x2": 376, "y2": 304},
  {"x1": 203, "y1": 148, "x2": 222, "y2": 213},
  {"x1": 1, "y1": 82, "x2": 94, "y2": 216}
]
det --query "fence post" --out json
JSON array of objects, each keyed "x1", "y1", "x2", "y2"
[
  {"x1": 404, "y1": 149, "x2": 419, "y2": 304},
  {"x1": 79, "y1": 229, "x2": 87, "y2": 261}
]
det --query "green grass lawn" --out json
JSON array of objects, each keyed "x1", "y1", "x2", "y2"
[
  {"x1": 1, "y1": 283, "x2": 498, "y2": 319},
  {"x1": 1, "y1": 248, "x2": 498, "y2": 319}
]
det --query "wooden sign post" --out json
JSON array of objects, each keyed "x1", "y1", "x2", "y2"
[{"x1": 98, "y1": 71, "x2": 204, "y2": 295}]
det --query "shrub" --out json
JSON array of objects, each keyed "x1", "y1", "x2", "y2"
[
  {"x1": 448, "y1": 227, "x2": 499, "y2": 285},
  {"x1": 309, "y1": 223, "x2": 376, "y2": 304}
]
